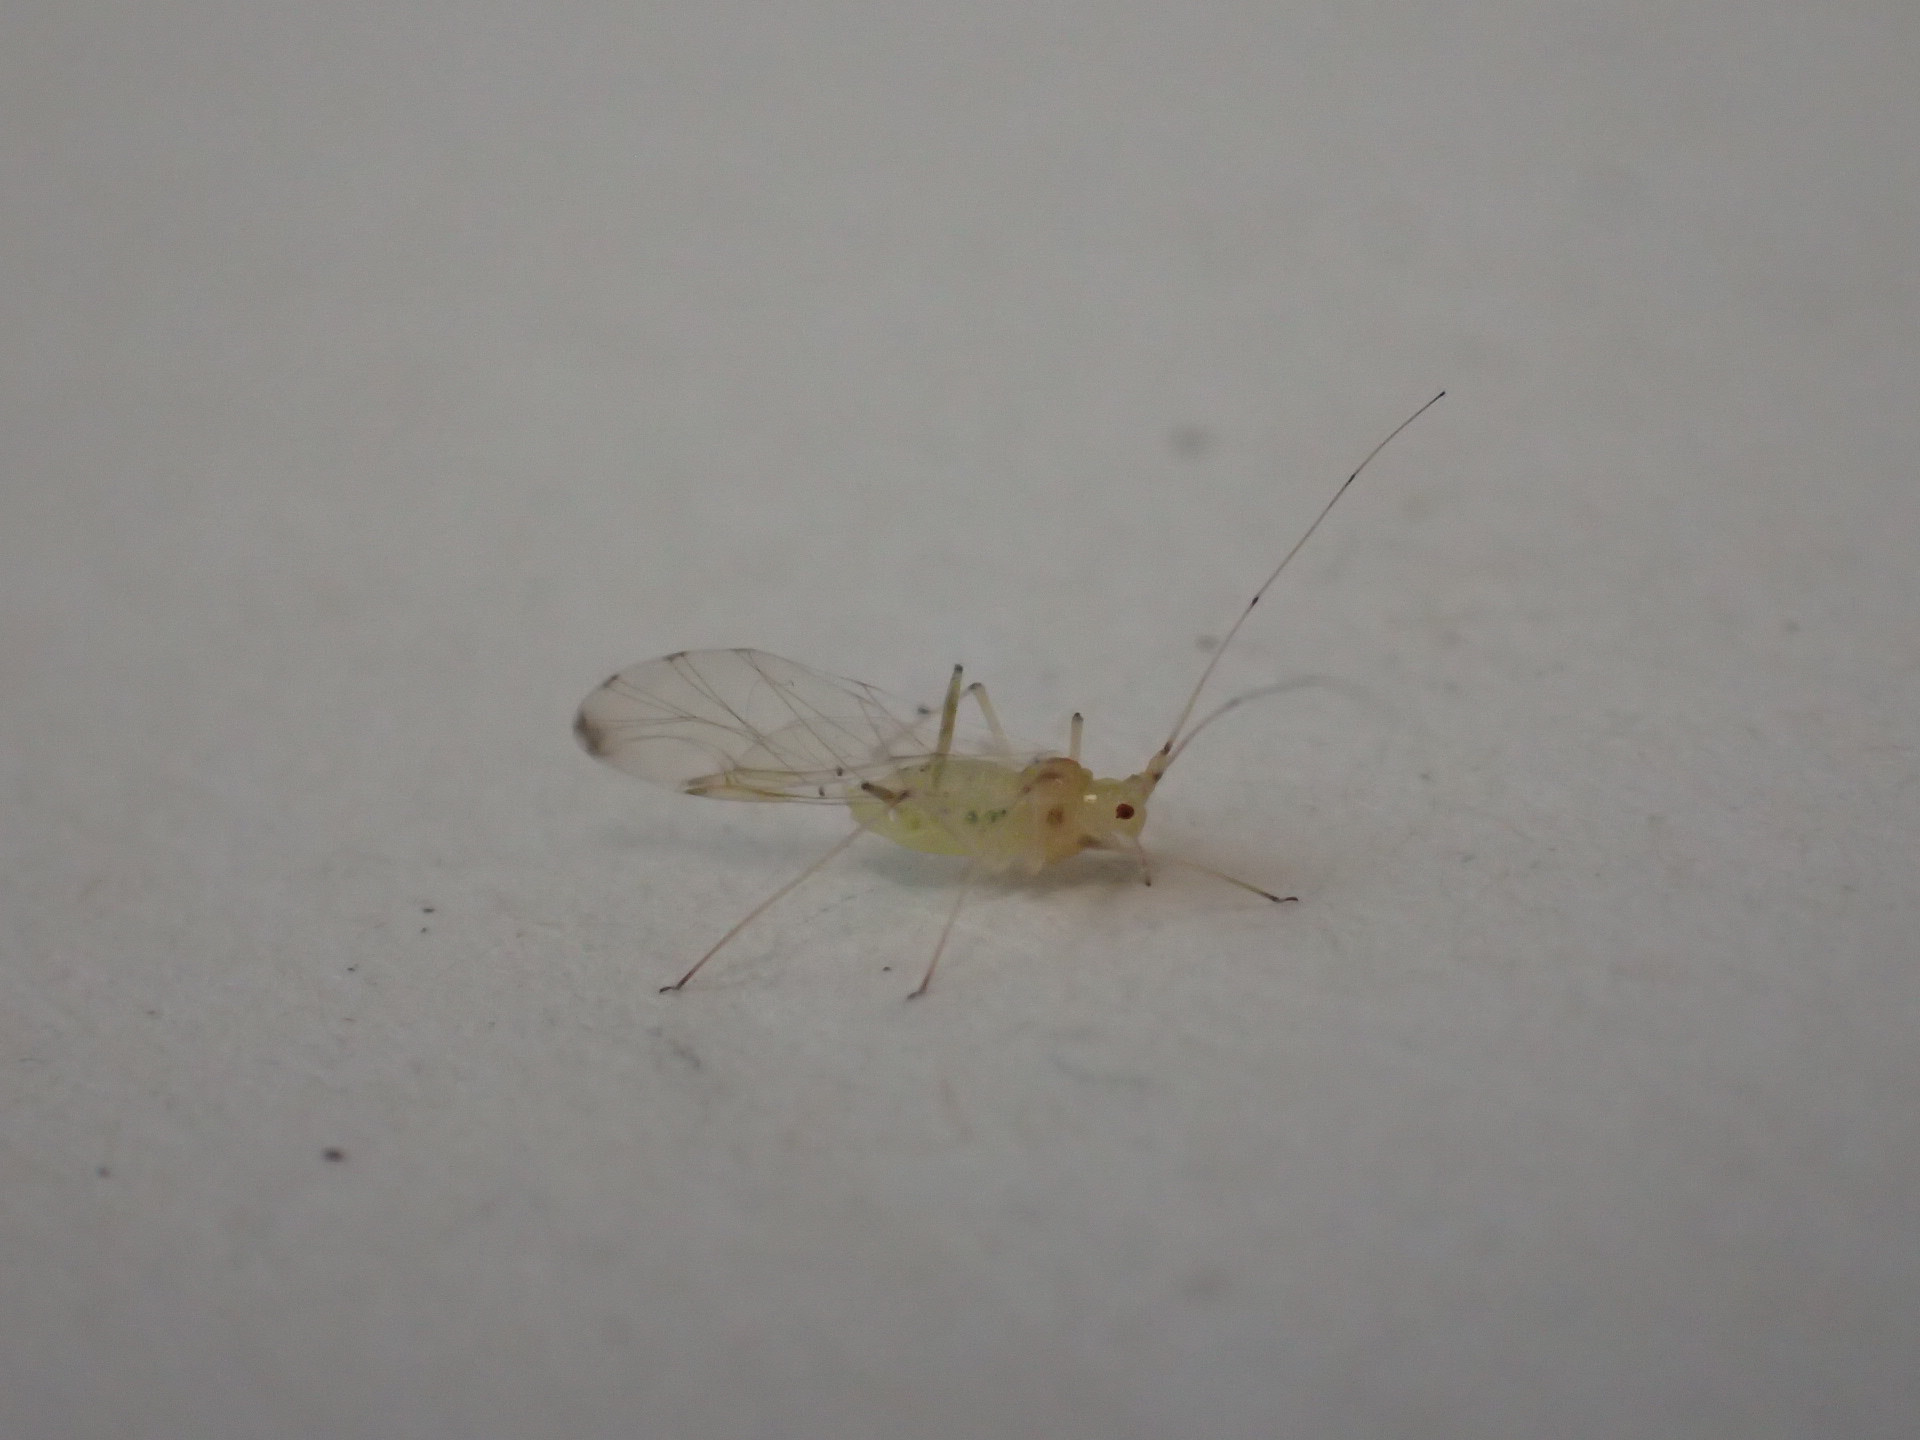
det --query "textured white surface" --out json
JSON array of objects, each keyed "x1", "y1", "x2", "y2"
[{"x1": 4, "y1": 3, "x2": 1917, "y2": 1437}]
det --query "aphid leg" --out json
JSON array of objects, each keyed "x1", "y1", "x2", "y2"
[
  {"x1": 1157, "y1": 854, "x2": 1297, "y2": 904},
  {"x1": 963, "y1": 682, "x2": 1013, "y2": 755},
  {"x1": 660, "y1": 826, "x2": 868, "y2": 992},
  {"x1": 907, "y1": 857, "x2": 982, "y2": 1000},
  {"x1": 1115, "y1": 833, "x2": 1153, "y2": 886},
  {"x1": 1068, "y1": 712, "x2": 1084, "y2": 764},
  {"x1": 930, "y1": 664, "x2": 965, "y2": 784},
  {"x1": 934, "y1": 664, "x2": 964, "y2": 756}
]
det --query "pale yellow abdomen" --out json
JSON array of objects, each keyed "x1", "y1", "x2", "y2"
[{"x1": 846, "y1": 755, "x2": 1091, "y2": 871}]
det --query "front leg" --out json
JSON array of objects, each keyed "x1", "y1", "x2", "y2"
[{"x1": 1108, "y1": 831, "x2": 1153, "y2": 885}]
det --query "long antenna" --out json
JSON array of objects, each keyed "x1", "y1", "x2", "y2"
[{"x1": 1143, "y1": 390, "x2": 1445, "y2": 789}]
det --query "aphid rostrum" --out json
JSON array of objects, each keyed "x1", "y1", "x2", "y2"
[{"x1": 575, "y1": 393, "x2": 1444, "y2": 997}]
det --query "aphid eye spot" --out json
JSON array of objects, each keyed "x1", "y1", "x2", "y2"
[{"x1": 1115, "y1": 803, "x2": 1135, "y2": 819}]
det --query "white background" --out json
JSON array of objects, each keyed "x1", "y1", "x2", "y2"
[{"x1": 4, "y1": 3, "x2": 1916, "y2": 1436}]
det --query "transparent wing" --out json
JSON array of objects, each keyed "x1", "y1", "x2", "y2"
[{"x1": 574, "y1": 649, "x2": 1022, "y2": 802}]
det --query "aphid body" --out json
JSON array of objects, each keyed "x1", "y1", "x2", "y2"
[
  {"x1": 847, "y1": 755, "x2": 1147, "y2": 870},
  {"x1": 575, "y1": 393, "x2": 1443, "y2": 996},
  {"x1": 575, "y1": 650, "x2": 1157, "y2": 878}
]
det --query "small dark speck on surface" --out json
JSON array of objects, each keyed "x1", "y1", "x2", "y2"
[
  {"x1": 882, "y1": 965, "x2": 892, "y2": 972},
  {"x1": 323, "y1": 1148, "x2": 346, "y2": 1162},
  {"x1": 1051, "y1": 1053, "x2": 1152, "y2": 1092},
  {"x1": 421, "y1": 905, "x2": 435, "y2": 914},
  {"x1": 1182, "y1": 1267, "x2": 1230, "y2": 1301},
  {"x1": 96, "y1": 1165, "x2": 110, "y2": 1178},
  {"x1": 1169, "y1": 423, "x2": 1212, "y2": 458},
  {"x1": 346, "y1": 965, "x2": 357, "y2": 972},
  {"x1": 667, "y1": 1037, "x2": 702, "y2": 1070},
  {"x1": 420, "y1": 926, "x2": 429, "y2": 935}
]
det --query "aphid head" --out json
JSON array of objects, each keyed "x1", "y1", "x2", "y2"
[{"x1": 1084, "y1": 774, "x2": 1150, "y2": 845}]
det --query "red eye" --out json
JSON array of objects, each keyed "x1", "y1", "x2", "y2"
[{"x1": 1114, "y1": 803, "x2": 1135, "y2": 819}]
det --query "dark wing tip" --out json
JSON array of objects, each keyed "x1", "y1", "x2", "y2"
[{"x1": 574, "y1": 707, "x2": 611, "y2": 757}]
